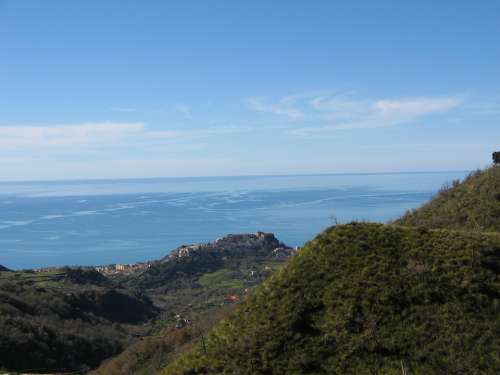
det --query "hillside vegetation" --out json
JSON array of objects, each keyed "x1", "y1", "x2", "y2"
[
  {"x1": 0, "y1": 233, "x2": 294, "y2": 374},
  {"x1": 396, "y1": 166, "x2": 500, "y2": 232},
  {"x1": 122, "y1": 232, "x2": 291, "y2": 291},
  {"x1": 118, "y1": 233, "x2": 292, "y2": 327},
  {"x1": 89, "y1": 233, "x2": 294, "y2": 375},
  {"x1": 0, "y1": 268, "x2": 158, "y2": 373},
  {"x1": 164, "y1": 223, "x2": 500, "y2": 374},
  {"x1": 90, "y1": 307, "x2": 233, "y2": 375}
]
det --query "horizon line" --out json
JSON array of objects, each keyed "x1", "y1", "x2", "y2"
[{"x1": 0, "y1": 169, "x2": 474, "y2": 185}]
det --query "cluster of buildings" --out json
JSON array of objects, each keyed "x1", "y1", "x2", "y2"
[
  {"x1": 94, "y1": 262, "x2": 152, "y2": 275},
  {"x1": 164, "y1": 231, "x2": 298, "y2": 262}
]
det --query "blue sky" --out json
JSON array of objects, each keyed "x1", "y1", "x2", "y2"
[{"x1": 1, "y1": 0, "x2": 499, "y2": 181}]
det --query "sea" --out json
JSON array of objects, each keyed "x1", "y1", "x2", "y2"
[{"x1": 0, "y1": 171, "x2": 468, "y2": 270}]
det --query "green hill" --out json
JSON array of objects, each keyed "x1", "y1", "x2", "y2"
[
  {"x1": 121, "y1": 232, "x2": 292, "y2": 291},
  {"x1": 119, "y1": 232, "x2": 294, "y2": 325},
  {"x1": 0, "y1": 233, "x2": 294, "y2": 374},
  {"x1": 395, "y1": 166, "x2": 500, "y2": 232},
  {"x1": 90, "y1": 233, "x2": 295, "y2": 375},
  {"x1": 164, "y1": 223, "x2": 500, "y2": 374},
  {"x1": 90, "y1": 307, "x2": 233, "y2": 375}
]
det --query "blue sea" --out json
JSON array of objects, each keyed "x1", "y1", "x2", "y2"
[{"x1": 0, "y1": 172, "x2": 468, "y2": 270}]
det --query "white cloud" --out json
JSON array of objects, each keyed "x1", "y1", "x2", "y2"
[
  {"x1": 373, "y1": 97, "x2": 462, "y2": 117},
  {"x1": 245, "y1": 98, "x2": 303, "y2": 119},
  {"x1": 310, "y1": 96, "x2": 370, "y2": 120},
  {"x1": 256, "y1": 93, "x2": 465, "y2": 136},
  {"x1": 0, "y1": 122, "x2": 183, "y2": 149},
  {"x1": 0, "y1": 121, "x2": 259, "y2": 151}
]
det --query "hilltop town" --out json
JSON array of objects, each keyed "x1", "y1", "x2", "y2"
[
  {"x1": 164, "y1": 231, "x2": 297, "y2": 262},
  {"x1": 30, "y1": 232, "x2": 297, "y2": 278}
]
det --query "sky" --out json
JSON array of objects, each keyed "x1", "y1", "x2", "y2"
[{"x1": 1, "y1": 0, "x2": 500, "y2": 181}]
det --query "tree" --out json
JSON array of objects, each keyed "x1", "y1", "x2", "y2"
[{"x1": 493, "y1": 151, "x2": 500, "y2": 165}]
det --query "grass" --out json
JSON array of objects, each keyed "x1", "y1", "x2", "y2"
[
  {"x1": 197, "y1": 269, "x2": 244, "y2": 289},
  {"x1": 396, "y1": 166, "x2": 500, "y2": 232},
  {"x1": 163, "y1": 223, "x2": 500, "y2": 374}
]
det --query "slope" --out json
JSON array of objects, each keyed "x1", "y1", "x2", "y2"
[
  {"x1": 396, "y1": 166, "x2": 500, "y2": 232},
  {"x1": 90, "y1": 233, "x2": 295, "y2": 375},
  {"x1": 0, "y1": 268, "x2": 158, "y2": 373},
  {"x1": 164, "y1": 223, "x2": 500, "y2": 375}
]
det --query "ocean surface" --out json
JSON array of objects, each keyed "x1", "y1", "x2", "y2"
[{"x1": 0, "y1": 171, "x2": 468, "y2": 270}]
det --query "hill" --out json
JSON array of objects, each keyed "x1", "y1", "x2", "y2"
[
  {"x1": 89, "y1": 307, "x2": 233, "y2": 375},
  {"x1": 90, "y1": 233, "x2": 296, "y2": 375},
  {"x1": 0, "y1": 265, "x2": 11, "y2": 272},
  {"x1": 118, "y1": 232, "x2": 295, "y2": 322},
  {"x1": 396, "y1": 166, "x2": 500, "y2": 232},
  {"x1": 164, "y1": 223, "x2": 500, "y2": 374},
  {"x1": 0, "y1": 268, "x2": 158, "y2": 373},
  {"x1": 122, "y1": 232, "x2": 294, "y2": 291},
  {"x1": 0, "y1": 232, "x2": 294, "y2": 374}
]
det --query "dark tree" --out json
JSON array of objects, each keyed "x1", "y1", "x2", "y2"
[{"x1": 493, "y1": 151, "x2": 500, "y2": 165}]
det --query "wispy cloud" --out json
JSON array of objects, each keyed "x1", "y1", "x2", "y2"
[
  {"x1": 245, "y1": 98, "x2": 304, "y2": 119},
  {"x1": 0, "y1": 121, "x2": 257, "y2": 150},
  {"x1": 373, "y1": 97, "x2": 462, "y2": 118},
  {"x1": 110, "y1": 107, "x2": 165, "y2": 114},
  {"x1": 0, "y1": 122, "x2": 179, "y2": 149},
  {"x1": 111, "y1": 103, "x2": 195, "y2": 118},
  {"x1": 249, "y1": 92, "x2": 463, "y2": 136}
]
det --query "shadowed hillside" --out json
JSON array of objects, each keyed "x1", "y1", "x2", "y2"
[
  {"x1": 164, "y1": 223, "x2": 500, "y2": 374},
  {"x1": 89, "y1": 306, "x2": 234, "y2": 375},
  {"x1": 396, "y1": 166, "x2": 500, "y2": 232},
  {"x1": 0, "y1": 268, "x2": 158, "y2": 373}
]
